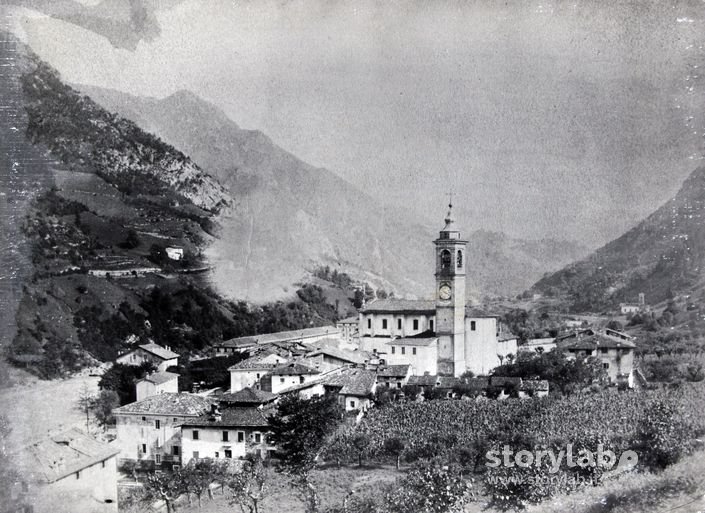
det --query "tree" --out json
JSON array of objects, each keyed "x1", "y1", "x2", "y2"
[
  {"x1": 76, "y1": 383, "x2": 96, "y2": 432},
  {"x1": 268, "y1": 394, "x2": 344, "y2": 513},
  {"x1": 383, "y1": 437, "x2": 405, "y2": 470},
  {"x1": 350, "y1": 433, "x2": 370, "y2": 467},
  {"x1": 99, "y1": 362, "x2": 155, "y2": 405},
  {"x1": 635, "y1": 397, "x2": 694, "y2": 470},
  {"x1": 142, "y1": 468, "x2": 187, "y2": 513},
  {"x1": 91, "y1": 390, "x2": 120, "y2": 430},
  {"x1": 227, "y1": 456, "x2": 267, "y2": 513},
  {"x1": 605, "y1": 319, "x2": 623, "y2": 331},
  {"x1": 120, "y1": 229, "x2": 141, "y2": 249},
  {"x1": 384, "y1": 461, "x2": 470, "y2": 513},
  {"x1": 182, "y1": 458, "x2": 225, "y2": 508}
]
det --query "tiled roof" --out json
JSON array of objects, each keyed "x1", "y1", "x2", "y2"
[
  {"x1": 322, "y1": 368, "x2": 377, "y2": 396},
  {"x1": 220, "y1": 387, "x2": 277, "y2": 404},
  {"x1": 113, "y1": 393, "x2": 213, "y2": 416},
  {"x1": 385, "y1": 337, "x2": 437, "y2": 347},
  {"x1": 305, "y1": 346, "x2": 368, "y2": 364},
  {"x1": 271, "y1": 362, "x2": 320, "y2": 376},
  {"x1": 182, "y1": 407, "x2": 270, "y2": 428},
  {"x1": 377, "y1": 364, "x2": 411, "y2": 377},
  {"x1": 228, "y1": 352, "x2": 286, "y2": 371},
  {"x1": 216, "y1": 326, "x2": 340, "y2": 348},
  {"x1": 558, "y1": 329, "x2": 636, "y2": 350},
  {"x1": 361, "y1": 299, "x2": 436, "y2": 314},
  {"x1": 19, "y1": 428, "x2": 120, "y2": 483},
  {"x1": 139, "y1": 343, "x2": 179, "y2": 360},
  {"x1": 139, "y1": 371, "x2": 179, "y2": 385},
  {"x1": 408, "y1": 375, "x2": 460, "y2": 388}
]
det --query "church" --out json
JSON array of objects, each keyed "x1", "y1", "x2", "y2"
[{"x1": 358, "y1": 204, "x2": 517, "y2": 377}]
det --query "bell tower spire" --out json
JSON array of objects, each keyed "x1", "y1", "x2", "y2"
[{"x1": 434, "y1": 196, "x2": 467, "y2": 377}]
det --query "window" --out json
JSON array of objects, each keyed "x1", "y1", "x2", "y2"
[
  {"x1": 280, "y1": 377, "x2": 285, "y2": 383},
  {"x1": 350, "y1": 400, "x2": 356, "y2": 408},
  {"x1": 401, "y1": 347, "x2": 406, "y2": 355},
  {"x1": 102, "y1": 460, "x2": 106, "y2": 468},
  {"x1": 600, "y1": 348, "x2": 608, "y2": 354},
  {"x1": 441, "y1": 249, "x2": 451, "y2": 269},
  {"x1": 173, "y1": 418, "x2": 178, "y2": 422},
  {"x1": 142, "y1": 416, "x2": 146, "y2": 421},
  {"x1": 603, "y1": 363, "x2": 610, "y2": 369},
  {"x1": 457, "y1": 250, "x2": 463, "y2": 268},
  {"x1": 413, "y1": 319, "x2": 419, "y2": 330},
  {"x1": 367, "y1": 319, "x2": 371, "y2": 329},
  {"x1": 397, "y1": 319, "x2": 402, "y2": 330},
  {"x1": 76, "y1": 471, "x2": 80, "y2": 480},
  {"x1": 222, "y1": 431, "x2": 229, "y2": 442},
  {"x1": 224, "y1": 449, "x2": 232, "y2": 459},
  {"x1": 155, "y1": 420, "x2": 160, "y2": 429},
  {"x1": 299, "y1": 376, "x2": 305, "y2": 384},
  {"x1": 470, "y1": 321, "x2": 476, "y2": 331},
  {"x1": 412, "y1": 348, "x2": 417, "y2": 355},
  {"x1": 155, "y1": 454, "x2": 161, "y2": 464},
  {"x1": 215, "y1": 452, "x2": 219, "y2": 458},
  {"x1": 173, "y1": 446, "x2": 180, "y2": 456},
  {"x1": 391, "y1": 346, "x2": 395, "y2": 354},
  {"x1": 430, "y1": 320, "x2": 434, "y2": 332},
  {"x1": 256, "y1": 373, "x2": 260, "y2": 379},
  {"x1": 382, "y1": 319, "x2": 388, "y2": 329},
  {"x1": 237, "y1": 431, "x2": 245, "y2": 443},
  {"x1": 254, "y1": 433, "x2": 262, "y2": 444},
  {"x1": 192, "y1": 430, "x2": 199, "y2": 440},
  {"x1": 192, "y1": 451, "x2": 199, "y2": 460},
  {"x1": 141, "y1": 444, "x2": 147, "y2": 454},
  {"x1": 396, "y1": 382, "x2": 402, "y2": 389}
]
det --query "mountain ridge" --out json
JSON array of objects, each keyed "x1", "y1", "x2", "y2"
[
  {"x1": 75, "y1": 84, "x2": 589, "y2": 300},
  {"x1": 531, "y1": 165, "x2": 705, "y2": 311}
]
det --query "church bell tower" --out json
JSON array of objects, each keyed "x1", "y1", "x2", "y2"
[{"x1": 434, "y1": 202, "x2": 467, "y2": 377}]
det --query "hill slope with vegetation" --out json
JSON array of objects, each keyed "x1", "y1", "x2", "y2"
[
  {"x1": 531, "y1": 166, "x2": 705, "y2": 312},
  {"x1": 5, "y1": 37, "x2": 339, "y2": 378}
]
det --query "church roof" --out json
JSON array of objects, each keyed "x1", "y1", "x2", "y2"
[
  {"x1": 362, "y1": 299, "x2": 435, "y2": 314},
  {"x1": 386, "y1": 337, "x2": 437, "y2": 347}
]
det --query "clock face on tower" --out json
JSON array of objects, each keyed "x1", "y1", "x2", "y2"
[{"x1": 439, "y1": 284, "x2": 452, "y2": 300}]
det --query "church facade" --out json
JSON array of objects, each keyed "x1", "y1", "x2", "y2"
[{"x1": 358, "y1": 206, "x2": 517, "y2": 377}]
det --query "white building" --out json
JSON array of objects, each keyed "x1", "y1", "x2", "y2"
[
  {"x1": 214, "y1": 326, "x2": 342, "y2": 356},
  {"x1": 15, "y1": 428, "x2": 120, "y2": 513},
  {"x1": 260, "y1": 362, "x2": 320, "y2": 394},
  {"x1": 165, "y1": 247, "x2": 184, "y2": 261},
  {"x1": 113, "y1": 393, "x2": 213, "y2": 468},
  {"x1": 116, "y1": 343, "x2": 179, "y2": 372},
  {"x1": 336, "y1": 316, "x2": 359, "y2": 343},
  {"x1": 180, "y1": 406, "x2": 274, "y2": 464},
  {"x1": 355, "y1": 204, "x2": 517, "y2": 377},
  {"x1": 385, "y1": 337, "x2": 438, "y2": 376},
  {"x1": 229, "y1": 352, "x2": 288, "y2": 393},
  {"x1": 136, "y1": 371, "x2": 179, "y2": 401}
]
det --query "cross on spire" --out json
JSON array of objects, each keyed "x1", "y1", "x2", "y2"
[{"x1": 447, "y1": 191, "x2": 454, "y2": 209}]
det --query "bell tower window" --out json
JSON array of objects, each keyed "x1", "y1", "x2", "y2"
[
  {"x1": 457, "y1": 250, "x2": 463, "y2": 269},
  {"x1": 440, "y1": 250, "x2": 452, "y2": 270}
]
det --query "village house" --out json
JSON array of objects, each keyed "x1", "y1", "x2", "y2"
[
  {"x1": 303, "y1": 345, "x2": 369, "y2": 371},
  {"x1": 557, "y1": 328, "x2": 636, "y2": 387},
  {"x1": 219, "y1": 387, "x2": 278, "y2": 408},
  {"x1": 229, "y1": 352, "x2": 288, "y2": 393},
  {"x1": 518, "y1": 338, "x2": 557, "y2": 354},
  {"x1": 214, "y1": 326, "x2": 342, "y2": 356},
  {"x1": 165, "y1": 247, "x2": 184, "y2": 261},
  {"x1": 259, "y1": 362, "x2": 320, "y2": 394},
  {"x1": 15, "y1": 428, "x2": 120, "y2": 513},
  {"x1": 336, "y1": 316, "x2": 360, "y2": 343},
  {"x1": 322, "y1": 367, "x2": 377, "y2": 412},
  {"x1": 136, "y1": 371, "x2": 179, "y2": 401},
  {"x1": 113, "y1": 393, "x2": 213, "y2": 469},
  {"x1": 180, "y1": 405, "x2": 274, "y2": 464},
  {"x1": 116, "y1": 342, "x2": 179, "y2": 372},
  {"x1": 356, "y1": 205, "x2": 517, "y2": 377},
  {"x1": 375, "y1": 364, "x2": 412, "y2": 389}
]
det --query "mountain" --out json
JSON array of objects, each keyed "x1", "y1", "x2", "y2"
[
  {"x1": 531, "y1": 166, "x2": 705, "y2": 312},
  {"x1": 2, "y1": 34, "x2": 338, "y2": 378},
  {"x1": 76, "y1": 85, "x2": 588, "y2": 300}
]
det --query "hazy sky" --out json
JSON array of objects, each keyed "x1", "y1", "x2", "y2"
[{"x1": 9, "y1": 0, "x2": 705, "y2": 248}]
